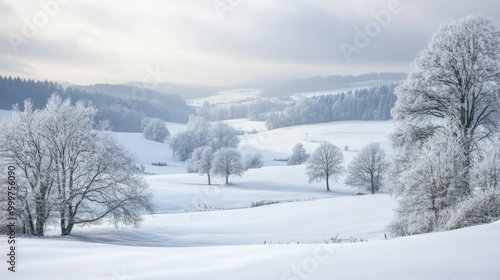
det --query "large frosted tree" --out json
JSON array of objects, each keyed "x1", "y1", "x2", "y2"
[
  {"x1": 0, "y1": 95, "x2": 154, "y2": 236},
  {"x1": 391, "y1": 14, "x2": 500, "y2": 196},
  {"x1": 389, "y1": 15, "x2": 500, "y2": 236}
]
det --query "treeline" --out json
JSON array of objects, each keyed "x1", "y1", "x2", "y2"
[
  {"x1": 263, "y1": 72, "x2": 405, "y2": 97},
  {"x1": 266, "y1": 85, "x2": 396, "y2": 129},
  {"x1": 0, "y1": 76, "x2": 193, "y2": 131}
]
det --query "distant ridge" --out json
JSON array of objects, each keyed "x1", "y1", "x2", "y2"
[{"x1": 0, "y1": 76, "x2": 193, "y2": 132}]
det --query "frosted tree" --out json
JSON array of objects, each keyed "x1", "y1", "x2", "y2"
[
  {"x1": 170, "y1": 131, "x2": 203, "y2": 161},
  {"x1": 187, "y1": 115, "x2": 211, "y2": 146},
  {"x1": 212, "y1": 148, "x2": 244, "y2": 184},
  {"x1": 287, "y1": 143, "x2": 309, "y2": 165},
  {"x1": 388, "y1": 125, "x2": 467, "y2": 236},
  {"x1": 187, "y1": 146, "x2": 214, "y2": 185},
  {"x1": 143, "y1": 118, "x2": 170, "y2": 142},
  {"x1": 244, "y1": 151, "x2": 264, "y2": 170},
  {"x1": 0, "y1": 95, "x2": 154, "y2": 236},
  {"x1": 39, "y1": 95, "x2": 154, "y2": 235},
  {"x1": 210, "y1": 122, "x2": 240, "y2": 151},
  {"x1": 306, "y1": 142, "x2": 344, "y2": 191},
  {"x1": 170, "y1": 116, "x2": 211, "y2": 161},
  {"x1": 388, "y1": 15, "x2": 500, "y2": 236},
  {"x1": 0, "y1": 101, "x2": 53, "y2": 236},
  {"x1": 472, "y1": 133, "x2": 500, "y2": 191},
  {"x1": 391, "y1": 14, "x2": 500, "y2": 196},
  {"x1": 345, "y1": 143, "x2": 389, "y2": 194}
]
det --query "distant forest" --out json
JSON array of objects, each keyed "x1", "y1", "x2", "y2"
[
  {"x1": 263, "y1": 72, "x2": 405, "y2": 97},
  {"x1": 266, "y1": 85, "x2": 397, "y2": 129},
  {"x1": 0, "y1": 76, "x2": 193, "y2": 132},
  {"x1": 195, "y1": 84, "x2": 397, "y2": 129}
]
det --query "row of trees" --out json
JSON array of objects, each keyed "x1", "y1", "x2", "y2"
[
  {"x1": 187, "y1": 147, "x2": 263, "y2": 184},
  {"x1": 288, "y1": 142, "x2": 389, "y2": 194},
  {"x1": 170, "y1": 116, "x2": 240, "y2": 161},
  {"x1": 170, "y1": 116, "x2": 264, "y2": 184},
  {"x1": 0, "y1": 95, "x2": 154, "y2": 236},
  {"x1": 387, "y1": 15, "x2": 500, "y2": 236},
  {"x1": 266, "y1": 85, "x2": 396, "y2": 129}
]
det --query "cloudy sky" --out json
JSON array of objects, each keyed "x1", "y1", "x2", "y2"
[{"x1": 1, "y1": 0, "x2": 499, "y2": 86}]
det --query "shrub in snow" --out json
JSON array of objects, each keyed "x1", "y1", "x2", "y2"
[
  {"x1": 443, "y1": 190, "x2": 500, "y2": 231},
  {"x1": 245, "y1": 151, "x2": 264, "y2": 170},
  {"x1": 143, "y1": 118, "x2": 169, "y2": 142},
  {"x1": 325, "y1": 235, "x2": 367, "y2": 244},
  {"x1": 151, "y1": 162, "x2": 168, "y2": 166},
  {"x1": 287, "y1": 143, "x2": 309, "y2": 166}
]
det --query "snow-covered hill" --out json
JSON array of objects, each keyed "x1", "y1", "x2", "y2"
[{"x1": 1, "y1": 116, "x2": 499, "y2": 280}]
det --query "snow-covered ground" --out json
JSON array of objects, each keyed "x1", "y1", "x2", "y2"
[
  {"x1": 1, "y1": 115, "x2": 499, "y2": 280},
  {"x1": 187, "y1": 88, "x2": 263, "y2": 108}
]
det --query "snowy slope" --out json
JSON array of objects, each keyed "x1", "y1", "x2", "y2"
[
  {"x1": 1, "y1": 117, "x2": 499, "y2": 280},
  {"x1": 3, "y1": 212, "x2": 499, "y2": 279}
]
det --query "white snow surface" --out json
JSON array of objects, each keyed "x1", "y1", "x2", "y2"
[
  {"x1": 1, "y1": 117, "x2": 499, "y2": 279},
  {"x1": 187, "y1": 88, "x2": 262, "y2": 108}
]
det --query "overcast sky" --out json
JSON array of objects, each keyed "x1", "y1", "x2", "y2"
[{"x1": 1, "y1": 0, "x2": 499, "y2": 86}]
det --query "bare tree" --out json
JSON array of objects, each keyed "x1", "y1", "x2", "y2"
[
  {"x1": 306, "y1": 142, "x2": 344, "y2": 191},
  {"x1": 212, "y1": 148, "x2": 244, "y2": 184},
  {"x1": 345, "y1": 143, "x2": 389, "y2": 194}
]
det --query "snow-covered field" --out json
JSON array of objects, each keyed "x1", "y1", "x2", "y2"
[
  {"x1": 187, "y1": 88, "x2": 263, "y2": 108},
  {"x1": 1, "y1": 115, "x2": 499, "y2": 280}
]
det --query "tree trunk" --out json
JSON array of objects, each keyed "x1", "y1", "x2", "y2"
[
  {"x1": 61, "y1": 203, "x2": 75, "y2": 236},
  {"x1": 371, "y1": 174, "x2": 375, "y2": 194},
  {"x1": 25, "y1": 204, "x2": 35, "y2": 235},
  {"x1": 34, "y1": 195, "x2": 48, "y2": 236},
  {"x1": 208, "y1": 174, "x2": 211, "y2": 185},
  {"x1": 60, "y1": 210, "x2": 66, "y2": 235},
  {"x1": 225, "y1": 175, "x2": 229, "y2": 184},
  {"x1": 61, "y1": 222, "x2": 74, "y2": 236},
  {"x1": 326, "y1": 178, "x2": 330, "y2": 191}
]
